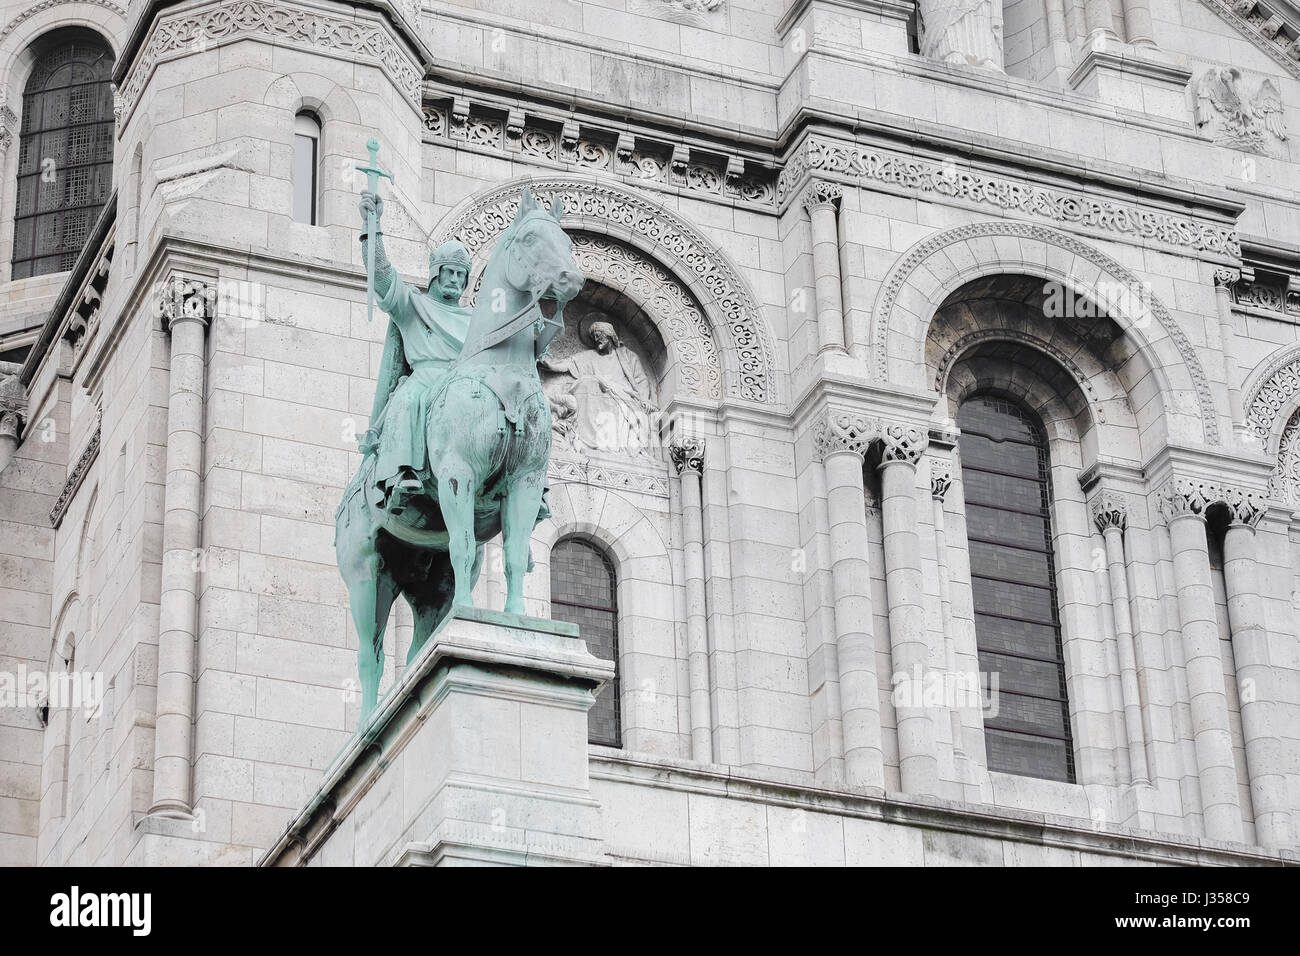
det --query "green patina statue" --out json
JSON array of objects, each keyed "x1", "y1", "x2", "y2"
[{"x1": 335, "y1": 147, "x2": 584, "y2": 726}]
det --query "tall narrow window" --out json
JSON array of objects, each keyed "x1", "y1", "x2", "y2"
[
  {"x1": 958, "y1": 395, "x2": 1075, "y2": 783},
  {"x1": 292, "y1": 112, "x2": 320, "y2": 225},
  {"x1": 11, "y1": 32, "x2": 114, "y2": 279},
  {"x1": 549, "y1": 538, "x2": 621, "y2": 747}
]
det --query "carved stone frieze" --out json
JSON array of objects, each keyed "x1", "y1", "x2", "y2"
[
  {"x1": 547, "y1": 456, "x2": 670, "y2": 498},
  {"x1": 779, "y1": 135, "x2": 1241, "y2": 258}
]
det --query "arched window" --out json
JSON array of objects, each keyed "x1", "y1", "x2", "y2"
[
  {"x1": 11, "y1": 31, "x2": 114, "y2": 280},
  {"x1": 549, "y1": 538, "x2": 621, "y2": 747},
  {"x1": 292, "y1": 111, "x2": 321, "y2": 225},
  {"x1": 958, "y1": 394, "x2": 1075, "y2": 783}
]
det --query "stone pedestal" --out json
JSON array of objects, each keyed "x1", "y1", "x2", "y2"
[{"x1": 259, "y1": 608, "x2": 614, "y2": 867}]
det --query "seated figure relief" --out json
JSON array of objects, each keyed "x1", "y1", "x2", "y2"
[{"x1": 540, "y1": 311, "x2": 659, "y2": 457}]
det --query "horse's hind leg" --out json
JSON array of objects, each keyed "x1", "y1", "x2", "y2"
[
  {"x1": 406, "y1": 545, "x2": 483, "y2": 665},
  {"x1": 501, "y1": 470, "x2": 545, "y2": 615},
  {"x1": 434, "y1": 453, "x2": 478, "y2": 608}
]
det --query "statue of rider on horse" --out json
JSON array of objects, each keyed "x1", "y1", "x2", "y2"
[{"x1": 336, "y1": 149, "x2": 585, "y2": 726}]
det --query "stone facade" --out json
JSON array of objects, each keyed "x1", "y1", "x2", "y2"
[{"x1": 1, "y1": 0, "x2": 1299, "y2": 865}]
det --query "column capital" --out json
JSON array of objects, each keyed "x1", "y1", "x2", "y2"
[
  {"x1": 1224, "y1": 489, "x2": 1265, "y2": 530},
  {"x1": 154, "y1": 275, "x2": 217, "y2": 331},
  {"x1": 1213, "y1": 267, "x2": 1241, "y2": 291},
  {"x1": 801, "y1": 179, "x2": 843, "y2": 214},
  {"x1": 1091, "y1": 492, "x2": 1129, "y2": 532},
  {"x1": 929, "y1": 461, "x2": 952, "y2": 501},
  {"x1": 879, "y1": 422, "x2": 928, "y2": 467},
  {"x1": 1156, "y1": 476, "x2": 1265, "y2": 526},
  {"x1": 812, "y1": 408, "x2": 877, "y2": 460},
  {"x1": 669, "y1": 436, "x2": 706, "y2": 476}
]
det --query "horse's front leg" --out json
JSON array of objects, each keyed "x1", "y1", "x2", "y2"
[
  {"x1": 435, "y1": 453, "x2": 478, "y2": 608},
  {"x1": 501, "y1": 470, "x2": 545, "y2": 615}
]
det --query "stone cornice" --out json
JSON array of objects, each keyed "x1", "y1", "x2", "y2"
[
  {"x1": 114, "y1": 0, "x2": 429, "y2": 132},
  {"x1": 779, "y1": 133, "x2": 1241, "y2": 259},
  {"x1": 1198, "y1": 0, "x2": 1300, "y2": 80},
  {"x1": 589, "y1": 752, "x2": 1299, "y2": 866}
]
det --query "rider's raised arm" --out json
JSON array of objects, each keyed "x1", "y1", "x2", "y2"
[{"x1": 359, "y1": 191, "x2": 412, "y2": 317}]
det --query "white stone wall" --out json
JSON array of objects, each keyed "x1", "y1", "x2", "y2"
[{"x1": 0, "y1": 0, "x2": 1298, "y2": 865}]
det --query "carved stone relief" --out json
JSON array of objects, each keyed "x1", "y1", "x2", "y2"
[{"x1": 1194, "y1": 67, "x2": 1289, "y2": 157}]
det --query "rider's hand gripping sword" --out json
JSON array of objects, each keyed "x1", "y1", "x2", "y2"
[{"x1": 356, "y1": 137, "x2": 393, "y2": 324}]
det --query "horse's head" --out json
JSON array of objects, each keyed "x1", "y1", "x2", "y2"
[{"x1": 500, "y1": 190, "x2": 585, "y2": 311}]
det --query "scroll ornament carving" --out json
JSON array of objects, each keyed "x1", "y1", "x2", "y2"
[
  {"x1": 778, "y1": 136, "x2": 1240, "y2": 258},
  {"x1": 669, "y1": 436, "x2": 706, "y2": 475},
  {"x1": 812, "y1": 410, "x2": 879, "y2": 460},
  {"x1": 880, "y1": 424, "x2": 928, "y2": 466},
  {"x1": 154, "y1": 276, "x2": 217, "y2": 329},
  {"x1": 1158, "y1": 477, "x2": 1264, "y2": 526},
  {"x1": 1244, "y1": 355, "x2": 1300, "y2": 442},
  {"x1": 801, "y1": 179, "x2": 843, "y2": 213},
  {"x1": 1091, "y1": 493, "x2": 1129, "y2": 532}
]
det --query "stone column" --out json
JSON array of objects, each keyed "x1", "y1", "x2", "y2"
[
  {"x1": 1213, "y1": 269, "x2": 1246, "y2": 441},
  {"x1": 813, "y1": 411, "x2": 882, "y2": 789},
  {"x1": 879, "y1": 424, "x2": 939, "y2": 796},
  {"x1": 1161, "y1": 480, "x2": 1240, "y2": 843},
  {"x1": 1121, "y1": 0, "x2": 1155, "y2": 47},
  {"x1": 1092, "y1": 494, "x2": 1150, "y2": 785},
  {"x1": 671, "y1": 436, "x2": 713, "y2": 764},
  {"x1": 1084, "y1": 0, "x2": 1117, "y2": 39},
  {"x1": 930, "y1": 464, "x2": 965, "y2": 760},
  {"x1": 801, "y1": 181, "x2": 846, "y2": 354},
  {"x1": 1221, "y1": 493, "x2": 1292, "y2": 848},
  {"x1": 1044, "y1": 0, "x2": 1076, "y2": 71},
  {"x1": 151, "y1": 276, "x2": 216, "y2": 816}
]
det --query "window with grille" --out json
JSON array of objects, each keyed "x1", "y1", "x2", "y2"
[
  {"x1": 549, "y1": 538, "x2": 621, "y2": 747},
  {"x1": 958, "y1": 394, "x2": 1075, "y2": 783},
  {"x1": 11, "y1": 32, "x2": 114, "y2": 280},
  {"x1": 292, "y1": 111, "x2": 320, "y2": 225}
]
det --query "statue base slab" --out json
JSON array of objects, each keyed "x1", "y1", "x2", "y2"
[
  {"x1": 259, "y1": 607, "x2": 615, "y2": 866},
  {"x1": 1067, "y1": 43, "x2": 1193, "y2": 124}
]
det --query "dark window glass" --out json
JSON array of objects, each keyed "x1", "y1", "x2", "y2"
[
  {"x1": 958, "y1": 395, "x2": 1075, "y2": 783},
  {"x1": 12, "y1": 33, "x2": 114, "y2": 279},
  {"x1": 549, "y1": 538, "x2": 620, "y2": 747},
  {"x1": 292, "y1": 112, "x2": 320, "y2": 225}
]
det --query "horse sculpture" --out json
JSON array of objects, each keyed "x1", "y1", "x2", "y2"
[{"x1": 335, "y1": 191, "x2": 585, "y2": 725}]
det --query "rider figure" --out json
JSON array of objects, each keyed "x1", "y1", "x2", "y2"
[{"x1": 358, "y1": 190, "x2": 473, "y2": 515}]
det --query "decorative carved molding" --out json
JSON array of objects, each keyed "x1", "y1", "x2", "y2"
[
  {"x1": 812, "y1": 408, "x2": 879, "y2": 460},
  {"x1": 433, "y1": 178, "x2": 777, "y2": 404},
  {"x1": 800, "y1": 179, "x2": 842, "y2": 213},
  {"x1": 1157, "y1": 476, "x2": 1264, "y2": 526},
  {"x1": 0, "y1": 0, "x2": 125, "y2": 42},
  {"x1": 880, "y1": 423, "x2": 928, "y2": 466},
  {"x1": 873, "y1": 221, "x2": 1220, "y2": 445},
  {"x1": 811, "y1": 410, "x2": 926, "y2": 462},
  {"x1": 50, "y1": 412, "x2": 101, "y2": 529},
  {"x1": 422, "y1": 95, "x2": 776, "y2": 207},
  {"x1": 570, "y1": 234, "x2": 722, "y2": 401},
  {"x1": 1091, "y1": 493, "x2": 1129, "y2": 532},
  {"x1": 1243, "y1": 348, "x2": 1300, "y2": 443},
  {"x1": 1272, "y1": 407, "x2": 1300, "y2": 505},
  {"x1": 0, "y1": 103, "x2": 16, "y2": 154},
  {"x1": 669, "y1": 436, "x2": 706, "y2": 475},
  {"x1": 154, "y1": 276, "x2": 217, "y2": 330},
  {"x1": 1198, "y1": 0, "x2": 1300, "y2": 80},
  {"x1": 1234, "y1": 273, "x2": 1300, "y2": 315},
  {"x1": 65, "y1": 238, "x2": 114, "y2": 356},
  {"x1": 117, "y1": 0, "x2": 422, "y2": 130},
  {"x1": 1214, "y1": 267, "x2": 1242, "y2": 289},
  {"x1": 779, "y1": 135, "x2": 1241, "y2": 257},
  {"x1": 548, "y1": 456, "x2": 670, "y2": 497}
]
